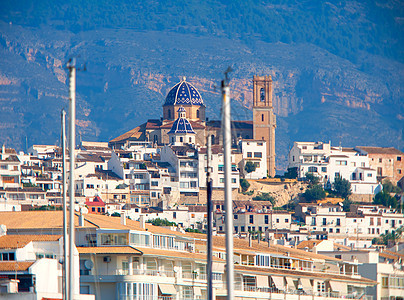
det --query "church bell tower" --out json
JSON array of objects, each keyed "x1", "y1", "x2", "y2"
[{"x1": 253, "y1": 75, "x2": 276, "y2": 177}]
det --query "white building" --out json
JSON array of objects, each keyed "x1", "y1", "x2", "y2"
[
  {"x1": 239, "y1": 140, "x2": 267, "y2": 179},
  {"x1": 198, "y1": 145, "x2": 240, "y2": 189},
  {"x1": 288, "y1": 141, "x2": 378, "y2": 194}
]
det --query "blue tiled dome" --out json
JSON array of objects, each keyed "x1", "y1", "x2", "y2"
[
  {"x1": 164, "y1": 77, "x2": 204, "y2": 107},
  {"x1": 168, "y1": 116, "x2": 196, "y2": 135}
]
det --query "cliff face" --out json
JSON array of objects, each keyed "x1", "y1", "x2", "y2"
[{"x1": 0, "y1": 23, "x2": 402, "y2": 171}]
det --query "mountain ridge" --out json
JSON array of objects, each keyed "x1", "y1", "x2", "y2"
[{"x1": 0, "y1": 1, "x2": 403, "y2": 171}]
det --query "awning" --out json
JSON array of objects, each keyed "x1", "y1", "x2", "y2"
[
  {"x1": 159, "y1": 284, "x2": 176, "y2": 295},
  {"x1": 329, "y1": 281, "x2": 347, "y2": 294},
  {"x1": 256, "y1": 275, "x2": 269, "y2": 287},
  {"x1": 194, "y1": 287, "x2": 202, "y2": 296},
  {"x1": 300, "y1": 278, "x2": 313, "y2": 292},
  {"x1": 212, "y1": 262, "x2": 225, "y2": 273},
  {"x1": 271, "y1": 276, "x2": 285, "y2": 290},
  {"x1": 286, "y1": 277, "x2": 295, "y2": 290}
]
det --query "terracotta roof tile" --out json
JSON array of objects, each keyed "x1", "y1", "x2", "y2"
[
  {"x1": 356, "y1": 146, "x2": 403, "y2": 155},
  {"x1": 0, "y1": 235, "x2": 61, "y2": 249},
  {"x1": 0, "y1": 261, "x2": 34, "y2": 271}
]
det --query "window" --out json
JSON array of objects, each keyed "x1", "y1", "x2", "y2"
[
  {"x1": 247, "y1": 152, "x2": 252, "y2": 158},
  {"x1": 134, "y1": 174, "x2": 144, "y2": 179},
  {"x1": 398, "y1": 156, "x2": 402, "y2": 161},
  {"x1": 179, "y1": 137, "x2": 183, "y2": 142},
  {"x1": 189, "y1": 137, "x2": 192, "y2": 143},
  {"x1": 367, "y1": 173, "x2": 372, "y2": 177},
  {"x1": 261, "y1": 114, "x2": 264, "y2": 122},
  {"x1": 249, "y1": 215, "x2": 254, "y2": 224},
  {"x1": 336, "y1": 160, "x2": 347, "y2": 165},
  {"x1": 285, "y1": 219, "x2": 289, "y2": 223},
  {"x1": 231, "y1": 178, "x2": 236, "y2": 183},
  {"x1": 260, "y1": 88, "x2": 265, "y2": 102},
  {"x1": 398, "y1": 169, "x2": 402, "y2": 174},
  {"x1": 321, "y1": 167, "x2": 327, "y2": 172},
  {"x1": 336, "y1": 228, "x2": 340, "y2": 233},
  {"x1": 265, "y1": 215, "x2": 269, "y2": 224},
  {"x1": 308, "y1": 166, "x2": 317, "y2": 173},
  {"x1": 151, "y1": 181, "x2": 158, "y2": 186},
  {"x1": 218, "y1": 165, "x2": 224, "y2": 171},
  {"x1": 276, "y1": 218, "x2": 279, "y2": 223},
  {"x1": 241, "y1": 226, "x2": 245, "y2": 232},
  {"x1": 335, "y1": 172, "x2": 340, "y2": 178},
  {"x1": 370, "y1": 218, "x2": 374, "y2": 226},
  {"x1": 254, "y1": 152, "x2": 262, "y2": 158},
  {"x1": 336, "y1": 218, "x2": 340, "y2": 226},
  {"x1": 361, "y1": 162, "x2": 365, "y2": 167},
  {"x1": 379, "y1": 158, "x2": 382, "y2": 163},
  {"x1": 322, "y1": 218, "x2": 326, "y2": 226},
  {"x1": 381, "y1": 277, "x2": 389, "y2": 287},
  {"x1": 234, "y1": 215, "x2": 238, "y2": 219},
  {"x1": 197, "y1": 110, "x2": 200, "y2": 118}
]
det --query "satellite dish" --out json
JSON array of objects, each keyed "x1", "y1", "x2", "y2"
[{"x1": 84, "y1": 260, "x2": 94, "y2": 270}]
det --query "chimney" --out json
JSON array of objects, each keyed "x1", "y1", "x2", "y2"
[
  {"x1": 79, "y1": 209, "x2": 84, "y2": 227},
  {"x1": 248, "y1": 233, "x2": 252, "y2": 247},
  {"x1": 121, "y1": 212, "x2": 126, "y2": 225},
  {"x1": 268, "y1": 238, "x2": 272, "y2": 247},
  {"x1": 139, "y1": 215, "x2": 145, "y2": 229},
  {"x1": 1, "y1": 144, "x2": 5, "y2": 154}
]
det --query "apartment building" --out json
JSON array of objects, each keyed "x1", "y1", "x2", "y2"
[
  {"x1": 198, "y1": 145, "x2": 240, "y2": 189},
  {"x1": 297, "y1": 203, "x2": 404, "y2": 242},
  {"x1": 356, "y1": 146, "x2": 404, "y2": 186},
  {"x1": 288, "y1": 142, "x2": 378, "y2": 194},
  {"x1": 0, "y1": 211, "x2": 376, "y2": 300},
  {"x1": 0, "y1": 233, "x2": 91, "y2": 300},
  {"x1": 239, "y1": 140, "x2": 267, "y2": 179}
]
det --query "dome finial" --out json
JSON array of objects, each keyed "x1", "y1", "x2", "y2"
[{"x1": 182, "y1": 76, "x2": 186, "y2": 82}]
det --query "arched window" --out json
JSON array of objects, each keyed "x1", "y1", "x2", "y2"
[
  {"x1": 260, "y1": 88, "x2": 265, "y2": 102},
  {"x1": 197, "y1": 110, "x2": 200, "y2": 118},
  {"x1": 261, "y1": 114, "x2": 264, "y2": 122},
  {"x1": 211, "y1": 135, "x2": 215, "y2": 145},
  {"x1": 168, "y1": 109, "x2": 171, "y2": 119}
]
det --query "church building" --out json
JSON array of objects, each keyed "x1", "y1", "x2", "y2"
[{"x1": 109, "y1": 76, "x2": 277, "y2": 177}]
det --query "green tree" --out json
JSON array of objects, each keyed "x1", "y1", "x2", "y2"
[
  {"x1": 333, "y1": 176, "x2": 352, "y2": 199},
  {"x1": 342, "y1": 198, "x2": 352, "y2": 212},
  {"x1": 284, "y1": 167, "x2": 298, "y2": 179},
  {"x1": 305, "y1": 173, "x2": 320, "y2": 187},
  {"x1": 304, "y1": 184, "x2": 326, "y2": 202},
  {"x1": 240, "y1": 178, "x2": 250, "y2": 192},
  {"x1": 383, "y1": 180, "x2": 402, "y2": 193},
  {"x1": 147, "y1": 218, "x2": 177, "y2": 227},
  {"x1": 244, "y1": 161, "x2": 256, "y2": 177},
  {"x1": 374, "y1": 191, "x2": 398, "y2": 208},
  {"x1": 253, "y1": 192, "x2": 276, "y2": 205}
]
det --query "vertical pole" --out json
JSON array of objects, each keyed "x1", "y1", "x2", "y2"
[
  {"x1": 206, "y1": 136, "x2": 213, "y2": 300},
  {"x1": 61, "y1": 109, "x2": 68, "y2": 300},
  {"x1": 221, "y1": 78, "x2": 233, "y2": 300},
  {"x1": 68, "y1": 58, "x2": 76, "y2": 300}
]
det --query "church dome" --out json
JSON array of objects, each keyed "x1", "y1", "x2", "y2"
[
  {"x1": 168, "y1": 107, "x2": 196, "y2": 134},
  {"x1": 164, "y1": 77, "x2": 204, "y2": 107}
]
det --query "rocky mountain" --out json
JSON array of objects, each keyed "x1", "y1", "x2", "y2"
[{"x1": 0, "y1": 1, "x2": 403, "y2": 171}]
